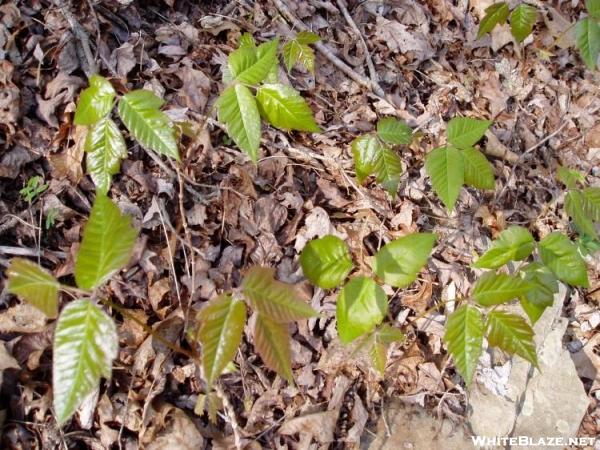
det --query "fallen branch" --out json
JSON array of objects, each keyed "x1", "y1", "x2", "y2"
[
  {"x1": 56, "y1": 0, "x2": 97, "y2": 77},
  {"x1": 271, "y1": 0, "x2": 385, "y2": 98}
]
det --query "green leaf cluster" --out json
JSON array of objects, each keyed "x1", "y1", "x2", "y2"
[
  {"x1": 282, "y1": 31, "x2": 320, "y2": 73},
  {"x1": 352, "y1": 117, "x2": 412, "y2": 196},
  {"x1": 477, "y1": 2, "x2": 538, "y2": 43},
  {"x1": 74, "y1": 74, "x2": 180, "y2": 194},
  {"x1": 558, "y1": 167, "x2": 600, "y2": 241},
  {"x1": 194, "y1": 266, "x2": 318, "y2": 389},
  {"x1": 425, "y1": 117, "x2": 494, "y2": 211},
  {"x1": 299, "y1": 232, "x2": 436, "y2": 373},
  {"x1": 6, "y1": 194, "x2": 138, "y2": 425},
  {"x1": 218, "y1": 34, "x2": 320, "y2": 162}
]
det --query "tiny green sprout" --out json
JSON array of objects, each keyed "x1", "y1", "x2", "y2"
[
  {"x1": 45, "y1": 208, "x2": 59, "y2": 229},
  {"x1": 20, "y1": 176, "x2": 49, "y2": 203}
]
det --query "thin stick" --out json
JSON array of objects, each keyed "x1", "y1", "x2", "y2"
[
  {"x1": 56, "y1": 0, "x2": 97, "y2": 76},
  {"x1": 214, "y1": 383, "x2": 244, "y2": 449}
]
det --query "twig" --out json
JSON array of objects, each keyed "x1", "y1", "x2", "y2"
[
  {"x1": 214, "y1": 383, "x2": 244, "y2": 450},
  {"x1": 56, "y1": 0, "x2": 97, "y2": 76},
  {"x1": 272, "y1": 0, "x2": 385, "y2": 98},
  {"x1": 335, "y1": 0, "x2": 381, "y2": 95}
]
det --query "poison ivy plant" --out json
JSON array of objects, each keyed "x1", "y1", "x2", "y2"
[
  {"x1": 299, "y1": 232, "x2": 436, "y2": 373},
  {"x1": 5, "y1": 194, "x2": 138, "y2": 425},
  {"x1": 575, "y1": 0, "x2": 600, "y2": 70},
  {"x1": 218, "y1": 33, "x2": 320, "y2": 162},
  {"x1": 351, "y1": 117, "x2": 412, "y2": 196},
  {"x1": 445, "y1": 222, "x2": 592, "y2": 384},
  {"x1": 281, "y1": 31, "x2": 320, "y2": 73},
  {"x1": 194, "y1": 266, "x2": 318, "y2": 394},
  {"x1": 477, "y1": 2, "x2": 538, "y2": 43},
  {"x1": 74, "y1": 74, "x2": 180, "y2": 194},
  {"x1": 425, "y1": 117, "x2": 494, "y2": 211},
  {"x1": 557, "y1": 166, "x2": 600, "y2": 241}
]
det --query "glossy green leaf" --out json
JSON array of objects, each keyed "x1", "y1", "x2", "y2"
[
  {"x1": 352, "y1": 134, "x2": 383, "y2": 184},
  {"x1": 539, "y1": 232, "x2": 589, "y2": 287},
  {"x1": 256, "y1": 84, "x2": 320, "y2": 132},
  {"x1": 376, "y1": 118, "x2": 412, "y2": 145},
  {"x1": 576, "y1": 17, "x2": 600, "y2": 70},
  {"x1": 282, "y1": 32, "x2": 319, "y2": 73},
  {"x1": 118, "y1": 90, "x2": 179, "y2": 160},
  {"x1": 7, "y1": 258, "x2": 59, "y2": 318},
  {"x1": 477, "y1": 2, "x2": 510, "y2": 39},
  {"x1": 583, "y1": 187, "x2": 600, "y2": 221},
  {"x1": 74, "y1": 75, "x2": 116, "y2": 126},
  {"x1": 74, "y1": 194, "x2": 137, "y2": 290},
  {"x1": 462, "y1": 147, "x2": 495, "y2": 190},
  {"x1": 234, "y1": 38, "x2": 279, "y2": 85},
  {"x1": 473, "y1": 226, "x2": 535, "y2": 269},
  {"x1": 425, "y1": 146, "x2": 464, "y2": 211},
  {"x1": 84, "y1": 117, "x2": 127, "y2": 194},
  {"x1": 444, "y1": 305, "x2": 484, "y2": 385},
  {"x1": 254, "y1": 314, "x2": 293, "y2": 382},
  {"x1": 446, "y1": 117, "x2": 492, "y2": 149},
  {"x1": 299, "y1": 235, "x2": 353, "y2": 289},
  {"x1": 519, "y1": 263, "x2": 558, "y2": 324},
  {"x1": 374, "y1": 146, "x2": 403, "y2": 196},
  {"x1": 336, "y1": 277, "x2": 388, "y2": 344},
  {"x1": 510, "y1": 4, "x2": 537, "y2": 43},
  {"x1": 242, "y1": 266, "x2": 317, "y2": 322},
  {"x1": 472, "y1": 272, "x2": 534, "y2": 306},
  {"x1": 373, "y1": 233, "x2": 437, "y2": 288},
  {"x1": 225, "y1": 45, "x2": 256, "y2": 83},
  {"x1": 486, "y1": 310, "x2": 537, "y2": 366},
  {"x1": 53, "y1": 299, "x2": 118, "y2": 425},
  {"x1": 586, "y1": 0, "x2": 600, "y2": 20},
  {"x1": 557, "y1": 166, "x2": 585, "y2": 189},
  {"x1": 197, "y1": 295, "x2": 246, "y2": 389},
  {"x1": 565, "y1": 190, "x2": 598, "y2": 239},
  {"x1": 218, "y1": 85, "x2": 261, "y2": 162}
]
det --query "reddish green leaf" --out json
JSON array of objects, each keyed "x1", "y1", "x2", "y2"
[
  {"x1": 7, "y1": 258, "x2": 59, "y2": 318},
  {"x1": 486, "y1": 310, "x2": 537, "y2": 366},
  {"x1": 254, "y1": 314, "x2": 293, "y2": 382}
]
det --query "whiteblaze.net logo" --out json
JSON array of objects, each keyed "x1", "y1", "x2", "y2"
[{"x1": 471, "y1": 436, "x2": 596, "y2": 447}]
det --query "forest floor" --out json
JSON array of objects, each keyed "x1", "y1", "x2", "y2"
[{"x1": 0, "y1": 0, "x2": 599, "y2": 449}]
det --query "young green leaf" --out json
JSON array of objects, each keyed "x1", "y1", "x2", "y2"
[
  {"x1": 282, "y1": 32, "x2": 319, "y2": 73},
  {"x1": 462, "y1": 147, "x2": 495, "y2": 190},
  {"x1": 254, "y1": 314, "x2": 293, "y2": 382},
  {"x1": 477, "y1": 2, "x2": 510, "y2": 39},
  {"x1": 242, "y1": 266, "x2": 317, "y2": 322},
  {"x1": 336, "y1": 276, "x2": 388, "y2": 344},
  {"x1": 376, "y1": 118, "x2": 412, "y2": 145},
  {"x1": 444, "y1": 305, "x2": 484, "y2": 385},
  {"x1": 74, "y1": 74, "x2": 116, "y2": 126},
  {"x1": 7, "y1": 258, "x2": 59, "y2": 318},
  {"x1": 576, "y1": 17, "x2": 600, "y2": 70},
  {"x1": 539, "y1": 232, "x2": 589, "y2": 287},
  {"x1": 372, "y1": 232, "x2": 437, "y2": 288},
  {"x1": 370, "y1": 340, "x2": 387, "y2": 376},
  {"x1": 374, "y1": 146, "x2": 403, "y2": 197},
  {"x1": 256, "y1": 84, "x2": 320, "y2": 132},
  {"x1": 519, "y1": 263, "x2": 558, "y2": 324},
  {"x1": 299, "y1": 235, "x2": 353, "y2": 289},
  {"x1": 586, "y1": 0, "x2": 600, "y2": 20},
  {"x1": 239, "y1": 33, "x2": 257, "y2": 49},
  {"x1": 557, "y1": 166, "x2": 585, "y2": 189},
  {"x1": 74, "y1": 194, "x2": 138, "y2": 290},
  {"x1": 486, "y1": 310, "x2": 537, "y2": 366},
  {"x1": 473, "y1": 226, "x2": 535, "y2": 269},
  {"x1": 510, "y1": 4, "x2": 537, "y2": 43},
  {"x1": 197, "y1": 295, "x2": 246, "y2": 389},
  {"x1": 425, "y1": 146, "x2": 464, "y2": 211},
  {"x1": 53, "y1": 299, "x2": 118, "y2": 425},
  {"x1": 446, "y1": 117, "x2": 492, "y2": 149},
  {"x1": 234, "y1": 38, "x2": 279, "y2": 85},
  {"x1": 352, "y1": 134, "x2": 383, "y2": 184},
  {"x1": 582, "y1": 187, "x2": 600, "y2": 221},
  {"x1": 565, "y1": 190, "x2": 598, "y2": 239},
  {"x1": 84, "y1": 117, "x2": 127, "y2": 194},
  {"x1": 118, "y1": 90, "x2": 179, "y2": 160},
  {"x1": 472, "y1": 272, "x2": 534, "y2": 306},
  {"x1": 217, "y1": 85, "x2": 261, "y2": 162},
  {"x1": 225, "y1": 45, "x2": 257, "y2": 83},
  {"x1": 376, "y1": 324, "x2": 405, "y2": 345}
]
